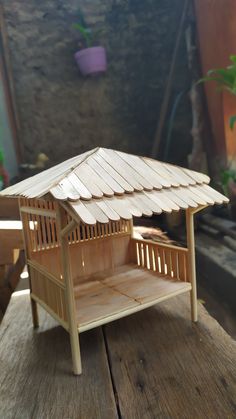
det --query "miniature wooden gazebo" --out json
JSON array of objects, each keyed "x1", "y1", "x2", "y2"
[{"x1": 0, "y1": 147, "x2": 228, "y2": 375}]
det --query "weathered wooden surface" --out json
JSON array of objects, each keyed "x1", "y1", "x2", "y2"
[
  {"x1": 0, "y1": 291, "x2": 117, "y2": 419},
  {"x1": 1, "y1": 291, "x2": 236, "y2": 419}
]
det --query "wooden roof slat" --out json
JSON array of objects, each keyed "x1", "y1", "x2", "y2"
[
  {"x1": 144, "y1": 191, "x2": 172, "y2": 213},
  {"x1": 136, "y1": 193, "x2": 162, "y2": 214},
  {"x1": 183, "y1": 187, "x2": 207, "y2": 206},
  {"x1": 171, "y1": 188, "x2": 198, "y2": 208},
  {"x1": 22, "y1": 179, "x2": 55, "y2": 198},
  {"x1": 124, "y1": 196, "x2": 143, "y2": 217},
  {"x1": 103, "y1": 198, "x2": 133, "y2": 220},
  {"x1": 87, "y1": 157, "x2": 124, "y2": 195},
  {"x1": 116, "y1": 151, "x2": 162, "y2": 190},
  {"x1": 188, "y1": 185, "x2": 214, "y2": 205},
  {"x1": 154, "y1": 190, "x2": 180, "y2": 211},
  {"x1": 83, "y1": 201, "x2": 109, "y2": 224},
  {"x1": 70, "y1": 201, "x2": 97, "y2": 225},
  {"x1": 183, "y1": 167, "x2": 210, "y2": 184},
  {"x1": 50, "y1": 185, "x2": 68, "y2": 200},
  {"x1": 163, "y1": 164, "x2": 192, "y2": 187},
  {"x1": 95, "y1": 200, "x2": 120, "y2": 221},
  {"x1": 58, "y1": 178, "x2": 81, "y2": 201},
  {"x1": 128, "y1": 195, "x2": 153, "y2": 217},
  {"x1": 83, "y1": 163, "x2": 114, "y2": 197},
  {"x1": 167, "y1": 164, "x2": 197, "y2": 186},
  {"x1": 98, "y1": 149, "x2": 144, "y2": 192},
  {"x1": 67, "y1": 173, "x2": 92, "y2": 200},
  {"x1": 164, "y1": 189, "x2": 189, "y2": 209},
  {"x1": 142, "y1": 161, "x2": 172, "y2": 188},
  {"x1": 74, "y1": 164, "x2": 103, "y2": 199},
  {"x1": 143, "y1": 158, "x2": 179, "y2": 187},
  {"x1": 93, "y1": 154, "x2": 134, "y2": 193},
  {"x1": 200, "y1": 184, "x2": 228, "y2": 204}
]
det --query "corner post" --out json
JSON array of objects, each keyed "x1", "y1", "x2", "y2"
[
  {"x1": 186, "y1": 208, "x2": 198, "y2": 322},
  {"x1": 57, "y1": 205, "x2": 82, "y2": 375},
  {"x1": 19, "y1": 198, "x2": 39, "y2": 328}
]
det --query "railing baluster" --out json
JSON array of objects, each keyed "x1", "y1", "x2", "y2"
[
  {"x1": 171, "y1": 250, "x2": 178, "y2": 279},
  {"x1": 149, "y1": 245, "x2": 154, "y2": 270},
  {"x1": 159, "y1": 248, "x2": 165, "y2": 274},
  {"x1": 178, "y1": 252, "x2": 185, "y2": 281},
  {"x1": 166, "y1": 249, "x2": 172, "y2": 277},
  {"x1": 154, "y1": 247, "x2": 160, "y2": 273},
  {"x1": 132, "y1": 238, "x2": 189, "y2": 282},
  {"x1": 143, "y1": 243, "x2": 148, "y2": 268}
]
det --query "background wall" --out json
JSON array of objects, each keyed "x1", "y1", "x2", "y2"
[
  {"x1": 195, "y1": 0, "x2": 236, "y2": 166},
  {"x1": 2, "y1": 0, "x2": 193, "y2": 166}
]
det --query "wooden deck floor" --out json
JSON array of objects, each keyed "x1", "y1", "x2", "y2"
[{"x1": 1, "y1": 290, "x2": 236, "y2": 419}]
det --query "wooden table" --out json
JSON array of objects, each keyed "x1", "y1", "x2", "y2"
[{"x1": 1, "y1": 290, "x2": 236, "y2": 419}]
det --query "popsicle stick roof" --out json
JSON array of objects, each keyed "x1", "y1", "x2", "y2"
[{"x1": 0, "y1": 147, "x2": 228, "y2": 225}]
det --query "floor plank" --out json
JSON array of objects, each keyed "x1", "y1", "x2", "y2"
[
  {"x1": 0, "y1": 291, "x2": 118, "y2": 419},
  {"x1": 74, "y1": 264, "x2": 190, "y2": 330},
  {"x1": 104, "y1": 294, "x2": 236, "y2": 419}
]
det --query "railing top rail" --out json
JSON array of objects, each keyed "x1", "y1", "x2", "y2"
[{"x1": 131, "y1": 237, "x2": 188, "y2": 253}]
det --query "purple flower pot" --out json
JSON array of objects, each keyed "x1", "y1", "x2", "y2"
[{"x1": 74, "y1": 46, "x2": 107, "y2": 76}]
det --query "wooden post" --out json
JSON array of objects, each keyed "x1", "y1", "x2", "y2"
[
  {"x1": 57, "y1": 206, "x2": 82, "y2": 375},
  {"x1": 186, "y1": 209, "x2": 198, "y2": 322},
  {"x1": 19, "y1": 198, "x2": 39, "y2": 328}
]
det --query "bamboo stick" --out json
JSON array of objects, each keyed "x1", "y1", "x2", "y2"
[
  {"x1": 19, "y1": 198, "x2": 39, "y2": 328},
  {"x1": 58, "y1": 206, "x2": 82, "y2": 375},
  {"x1": 186, "y1": 209, "x2": 198, "y2": 322}
]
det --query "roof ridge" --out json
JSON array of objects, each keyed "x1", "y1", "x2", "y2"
[{"x1": 65, "y1": 147, "x2": 100, "y2": 177}]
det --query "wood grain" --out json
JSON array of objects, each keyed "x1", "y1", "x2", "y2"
[
  {"x1": 0, "y1": 292, "x2": 118, "y2": 419},
  {"x1": 73, "y1": 264, "x2": 191, "y2": 332},
  {"x1": 1, "y1": 291, "x2": 236, "y2": 418},
  {"x1": 104, "y1": 294, "x2": 236, "y2": 419}
]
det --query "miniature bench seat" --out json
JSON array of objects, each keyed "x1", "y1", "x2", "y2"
[
  {"x1": 0, "y1": 147, "x2": 228, "y2": 375},
  {"x1": 74, "y1": 263, "x2": 191, "y2": 332}
]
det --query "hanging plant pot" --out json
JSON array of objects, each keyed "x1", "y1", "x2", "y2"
[{"x1": 74, "y1": 46, "x2": 107, "y2": 76}]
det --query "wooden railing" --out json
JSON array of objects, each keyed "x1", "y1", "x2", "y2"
[
  {"x1": 67, "y1": 218, "x2": 132, "y2": 244},
  {"x1": 29, "y1": 261, "x2": 68, "y2": 328},
  {"x1": 132, "y1": 238, "x2": 189, "y2": 282},
  {"x1": 20, "y1": 198, "x2": 132, "y2": 252}
]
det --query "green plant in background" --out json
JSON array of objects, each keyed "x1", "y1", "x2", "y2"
[
  {"x1": 72, "y1": 10, "x2": 104, "y2": 49},
  {"x1": 73, "y1": 22, "x2": 92, "y2": 48},
  {"x1": 199, "y1": 55, "x2": 236, "y2": 197},
  {"x1": 199, "y1": 54, "x2": 236, "y2": 130},
  {"x1": 221, "y1": 168, "x2": 236, "y2": 196}
]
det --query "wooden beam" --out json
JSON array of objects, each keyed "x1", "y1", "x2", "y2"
[
  {"x1": 60, "y1": 201, "x2": 82, "y2": 225},
  {"x1": 186, "y1": 208, "x2": 197, "y2": 322},
  {"x1": 61, "y1": 219, "x2": 76, "y2": 238},
  {"x1": 190, "y1": 205, "x2": 208, "y2": 215},
  {"x1": 20, "y1": 206, "x2": 56, "y2": 218},
  {"x1": 19, "y1": 198, "x2": 39, "y2": 327},
  {"x1": 57, "y1": 206, "x2": 82, "y2": 375}
]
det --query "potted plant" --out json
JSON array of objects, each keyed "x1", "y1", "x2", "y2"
[{"x1": 73, "y1": 15, "x2": 107, "y2": 76}]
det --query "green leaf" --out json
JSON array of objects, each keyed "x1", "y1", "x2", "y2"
[
  {"x1": 230, "y1": 55, "x2": 236, "y2": 64},
  {"x1": 72, "y1": 22, "x2": 92, "y2": 47},
  {"x1": 229, "y1": 115, "x2": 236, "y2": 130}
]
